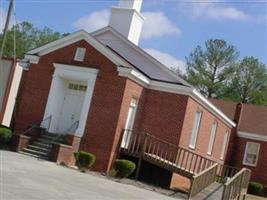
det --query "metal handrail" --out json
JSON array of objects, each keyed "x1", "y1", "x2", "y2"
[
  {"x1": 23, "y1": 115, "x2": 52, "y2": 135},
  {"x1": 49, "y1": 120, "x2": 79, "y2": 145},
  {"x1": 64, "y1": 120, "x2": 79, "y2": 134}
]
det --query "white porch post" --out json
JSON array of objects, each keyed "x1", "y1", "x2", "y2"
[{"x1": 75, "y1": 75, "x2": 97, "y2": 137}]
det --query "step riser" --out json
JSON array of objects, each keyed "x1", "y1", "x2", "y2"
[
  {"x1": 27, "y1": 145, "x2": 51, "y2": 153},
  {"x1": 19, "y1": 151, "x2": 49, "y2": 160},
  {"x1": 41, "y1": 135, "x2": 65, "y2": 141},
  {"x1": 22, "y1": 148, "x2": 50, "y2": 157},
  {"x1": 21, "y1": 131, "x2": 66, "y2": 160}
]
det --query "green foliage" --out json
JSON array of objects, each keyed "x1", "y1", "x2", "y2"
[
  {"x1": 248, "y1": 182, "x2": 263, "y2": 195},
  {"x1": 183, "y1": 39, "x2": 267, "y2": 106},
  {"x1": 74, "y1": 151, "x2": 96, "y2": 170},
  {"x1": 185, "y1": 39, "x2": 238, "y2": 98},
  {"x1": 0, "y1": 126, "x2": 12, "y2": 146},
  {"x1": 222, "y1": 57, "x2": 267, "y2": 105},
  {"x1": 113, "y1": 159, "x2": 136, "y2": 178},
  {"x1": 0, "y1": 21, "x2": 68, "y2": 58}
]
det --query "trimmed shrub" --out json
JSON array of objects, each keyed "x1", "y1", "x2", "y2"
[
  {"x1": 0, "y1": 126, "x2": 12, "y2": 146},
  {"x1": 248, "y1": 182, "x2": 263, "y2": 195},
  {"x1": 74, "y1": 151, "x2": 96, "y2": 170},
  {"x1": 113, "y1": 159, "x2": 136, "y2": 178}
]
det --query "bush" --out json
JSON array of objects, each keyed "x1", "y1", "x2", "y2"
[
  {"x1": 0, "y1": 126, "x2": 12, "y2": 146},
  {"x1": 74, "y1": 151, "x2": 96, "y2": 170},
  {"x1": 248, "y1": 182, "x2": 263, "y2": 195},
  {"x1": 113, "y1": 159, "x2": 136, "y2": 178}
]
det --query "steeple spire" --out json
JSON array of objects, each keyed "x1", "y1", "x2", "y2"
[{"x1": 109, "y1": 0, "x2": 144, "y2": 45}]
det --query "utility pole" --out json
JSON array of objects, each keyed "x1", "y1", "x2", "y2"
[{"x1": 0, "y1": 0, "x2": 14, "y2": 110}]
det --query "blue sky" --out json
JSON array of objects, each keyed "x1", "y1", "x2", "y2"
[{"x1": 1, "y1": 0, "x2": 266, "y2": 72}]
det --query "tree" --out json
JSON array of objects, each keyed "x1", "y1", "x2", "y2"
[
  {"x1": 185, "y1": 39, "x2": 239, "y2": 98},
  {"x1": 0, "y1": 21, "x2": 67, "y2": 58},
  {"x1": 223, "y1": 57, "x2": 267, "y2": 105}
]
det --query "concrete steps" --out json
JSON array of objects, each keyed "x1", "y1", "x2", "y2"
[{"x1": 20, "y1": 132, "x2": 65, "y2": 160}]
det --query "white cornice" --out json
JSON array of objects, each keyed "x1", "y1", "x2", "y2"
[
  {"x1": 111, "y1": 7, "x2": 145, "y2": 20},
  {"x1": 117, "y1": 66, "x2": 236, "y2": 128},
  {"x1": 23, "y1": 28, "x2": 235, "y2": 128},
  {"x1": 117, "y1": 66, "x2": 150, "y2": 86},
  {"x1": 237, "y1": 131, "x2": 267, "y2": 142},
  {"x1": 25, "y1": 30, "x2": 132, "y2": 68},
  {"x1": 24, "y1": 54, "x2": 40, "y2": 64},
  {"x1": 53, "y1": 63, "x2": 99, "y2": 74},
  {"x1": 192, "y1": 89, "x2": 236, "y2": 127}
]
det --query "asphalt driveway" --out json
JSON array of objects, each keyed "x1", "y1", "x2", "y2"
[{"x1": 0, "y1": 150, "x2": 178, "y2": 200}]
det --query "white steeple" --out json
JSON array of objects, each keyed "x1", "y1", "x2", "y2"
[{"x1": 109, "y1": 0, "x2": 144, "y2": 45}]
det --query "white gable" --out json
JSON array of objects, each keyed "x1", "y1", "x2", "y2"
[{"x1": 26, "y1": 30, "x2": 131, "y2": 68}]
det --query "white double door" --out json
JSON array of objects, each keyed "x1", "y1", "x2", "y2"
[{"x1": 57, "y1": 82, "x2": 87, "y2": 134}]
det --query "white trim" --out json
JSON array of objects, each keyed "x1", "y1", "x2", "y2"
[
  {"x1": 74, "y1": 47, "x2": 86, "y2": 62},
  {"x1": 220, "y1": 131, "x2": 229, "y2": 160},
  {"x1": 25, "y1": 28, "x2": 235, "y2": 129},
  {"x1": 91, "y1": 26, "x2": 191, "y2": 87},
  {"x1": 24, "y1": 54, "x2": 40, "y2": 64},
  {"x1": 117, "y1": 66, "x2": 236, "y2": 128},
  {"x1": 192, "y1": 89, "x2": 236, "y2": 127},
  {"x1": 189, "y1": 111, "x2": 202, "y2": 149},
  {"x1": 53, "y1": 63, "x2": 98, "y2": 75},
  {"x1": 2, "y1": 63, "x2": 23, "y2": 126},
  {"x1": 42, "y1": 63, "x2": 98, "y2": 136},
  {"x1": 111, "y1": 6, "x2": 145, "y2": 20},
  {"x1": 237, "y1": 131, "x2": 267, "y2": 142},
  {"x1": 207, "y1": 122, "x2": 218, "y2": 155},
  {"x1": 117, "y1": 66, "x2": 150, "y2": 86},
  {"x1": 243, "y1": 142, "x2": 260, "y2": 167},
  {"x1": 26, "y1": 30, "x2": 132, "y2": 68}
]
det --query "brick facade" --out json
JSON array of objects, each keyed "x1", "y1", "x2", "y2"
[
  {"x1": 179, "y1": 98, "x2": 231, "y2": 164},
  {"x1": 13, "y1": 39, "x2": 233, "y2": 179},
  {"x1": 231, "y1": 137, "x2": 267, "y2": 185}
]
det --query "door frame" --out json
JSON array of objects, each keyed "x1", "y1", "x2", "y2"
[
  {"x1": 42, "y1": 63, "x2": 98, "y2": 136},
  {"x1": 56, "y1": 80, "x2": 87, "y2": 133}
]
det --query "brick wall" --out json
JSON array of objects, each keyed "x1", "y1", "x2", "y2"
[
  {"x1": 231, "y1": 137, "x2": 267, "y2": 185},
  {"x1": 13, "y1": 37, "x2": 235, "y2": 179},
  {"x1": 179, "y1": 98, "x2": 232, "y2": 164},
  {"x1": 137, "y1": 89, "x2": 188, "y2": 145},
  {"x1": 13, "y1": 40, "x2": 131, "y2": 172}
]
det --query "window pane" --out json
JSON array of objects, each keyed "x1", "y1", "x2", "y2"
[
  {"x1": 220, "y1": 131, "x2": 228, "y2": 160},
  {"x1": 207, "y1": 123, "x2": 217, "y2": 155},
  {"x1": 243, "y1": 142, "x2": 260, "y2": 166},
  {"x1": 189, "y1": 111, "x2": 202, "y2": 148}
]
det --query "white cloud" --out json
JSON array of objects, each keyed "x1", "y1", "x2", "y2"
[
  {"x1": 189, "y1": 2, "x2": 250, "y2": 21},
  {"x1": 141, "y1": 12, "x2": 181, "y2": 39},
  {"x1": 72, "y1": 10, "x2": 181, "y2": 39},
  {"x1": 72, "y1": 10, "x2": 110, "y2": 32},
  {"x1": 144, "y1": 48, "x2": 186, "y2": 73}
]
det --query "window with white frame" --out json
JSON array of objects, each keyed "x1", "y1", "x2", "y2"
[
  {"x1": 74, "y1": 47, "x2": 86, "y2": 62},
  {"x1": 243, "y1": 142, "x2": 260, "y2": 167},
  {"x1": 220, "y1": 131, "x2": 229, "y2": 160},
  {"x1": 207, "y1": 122, "x2": 217, "y2": 155},
  {"x1": 189, "y1": 111, "x2": 202, "y2": 149},
  {"x1": 121, "y1": 98, "x2": 138, "y2": 148}
]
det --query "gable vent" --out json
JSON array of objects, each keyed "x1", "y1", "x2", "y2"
[{"x1": 74, "y1": 47, "x2": 86, "y2": 62}]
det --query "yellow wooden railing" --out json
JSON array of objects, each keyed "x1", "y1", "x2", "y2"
[
  {"x1": 189, "y1": 163, "x2": 218, "y2": 199},
  {"x1": 221, "y1": 168, "x2": 251, "y2": 200}
]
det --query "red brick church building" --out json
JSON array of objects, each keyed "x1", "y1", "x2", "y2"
[{"x1": 9, "y1": 0, "x2": 264, "y2": 196}]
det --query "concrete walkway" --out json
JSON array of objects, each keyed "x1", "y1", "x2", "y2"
[{"x1": 0, "y1": 150, "x2": 180, "y2": 200}]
